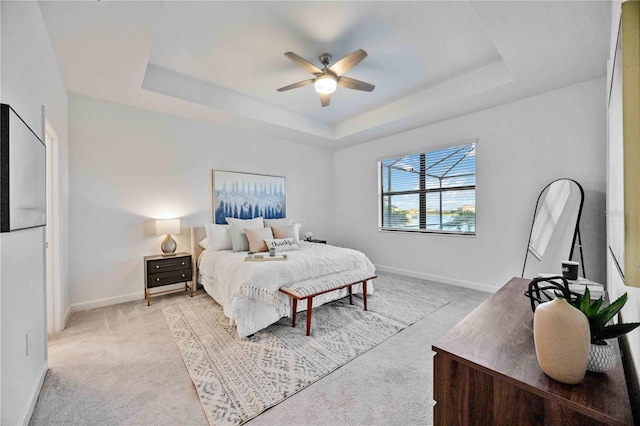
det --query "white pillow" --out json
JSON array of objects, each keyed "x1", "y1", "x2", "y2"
[
  {"x1": 264, "y1": 218, "x2": 293, "y2": 227},
  {"x1": 226, "y1": 217, "x2": 265, "y2": 252},
  {"x1": 203, "y1": 223, "x2": 232, "y2": 251},
  {"x1": 264, "y1": 238, "x2": 300, "y2": 252},
  {"x1": 199, "y1": 238, "x2": 209, "y2": 249},
  {"x1": 226, "y1": 217, "x2": 264, "y2": 230}
]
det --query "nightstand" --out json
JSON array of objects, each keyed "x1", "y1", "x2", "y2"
[
  {"x1": 308, "y1": 239, "x2": 327, "y2": 244},
  {"x1": 144, "y1": 252, "x2": 193, "y2": 306}
]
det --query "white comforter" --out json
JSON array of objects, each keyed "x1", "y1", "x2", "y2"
[{"x1": 198, "y1": 241, "x2": 375, "y2": 337}]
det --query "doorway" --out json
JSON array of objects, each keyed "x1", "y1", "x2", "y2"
[{"x1": 45, "y1": 120, "x2": 62, "y2": 333}]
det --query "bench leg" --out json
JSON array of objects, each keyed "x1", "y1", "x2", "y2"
[
  {"x1": 291, "y1": 298, "x2": 297, "y2": 328},
  {"x1": 363, "y1": 280, "x2": 368, "y2": 311},
  {"x1": 306, "y1": 297, "x2": 313, "y2": 336},
  {"x1": 349, "y1": 285, "x2": 353, "y2": 305}
]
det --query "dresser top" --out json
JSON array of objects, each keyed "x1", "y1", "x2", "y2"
[{"x1": 433, "y1": 277, "x2": 633, "y2": 425}]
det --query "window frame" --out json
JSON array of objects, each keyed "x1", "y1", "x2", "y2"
[{"x1": 377, "y1": 140, "x2": 477, "y2": 236}]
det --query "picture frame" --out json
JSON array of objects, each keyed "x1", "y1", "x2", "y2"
[
  {"x1": 212, "y1": 170, "x2": 286, "y2": 224},
  {"x1": 0, "y1": 104, "x2": 46, "y2": 232}
]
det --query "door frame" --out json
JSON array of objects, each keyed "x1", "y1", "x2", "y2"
[{"x1": 45, "y1": 119, "x2": 63, "y2": 333}]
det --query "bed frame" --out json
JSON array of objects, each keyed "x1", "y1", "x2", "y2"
[{"x1": 189, "y1": 226, "x2": 206, "y2": 286}]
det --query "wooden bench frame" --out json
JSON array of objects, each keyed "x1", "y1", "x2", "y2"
[{"x1": 279, "y1": 275, "x2": 377, "y2": 336}]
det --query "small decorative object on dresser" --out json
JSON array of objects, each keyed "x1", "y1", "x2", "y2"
[
  {"x1": 304, "y1": 231, "x2": 313, "y2": 241},
  {"x1": 156, "y1": 218, "x2": 181, "y2": 256},
  {"x1": 571, "y1": 288, "x2": 640, "y2": 372},
  {"x1": 530, "y1": 277, "x2": 590, "y2": 384},
  {"x1": 144, "y1": 252, "x2": 193, "y2": 306}
]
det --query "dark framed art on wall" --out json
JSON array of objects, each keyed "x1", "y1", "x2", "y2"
[{"x1": 0, "y1": 104, "x2": 46, "y2": 232}]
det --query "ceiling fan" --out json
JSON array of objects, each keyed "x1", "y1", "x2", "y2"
[{"x1": 277, "y1": 49, "x2": 375, "y2": 107}]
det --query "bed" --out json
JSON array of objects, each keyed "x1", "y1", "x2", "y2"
[{"x1": 190, "y1": 226, "x2": 376, "y2": 337}]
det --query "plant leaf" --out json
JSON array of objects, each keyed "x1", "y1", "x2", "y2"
[
  {"x1": 596, "y1": 293, "x2": 628, "y2": 326},
  {"x1": 596, "y1": 322, "x2": 640, "y2": 340},
  {"x1": 579, "y1": 288, "x2": 591, "y2": 313},
  {"x1": 589, "y1": 298, "x2": 603, "y2": 317}
]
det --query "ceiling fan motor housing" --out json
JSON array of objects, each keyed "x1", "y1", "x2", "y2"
[{"x1": 319, "y1": 53, "x2": 332, "y2": 67}]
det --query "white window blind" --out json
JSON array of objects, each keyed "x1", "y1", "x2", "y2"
[{"x1": 378, "y1": 141, "x2": 476, "y2": 234}]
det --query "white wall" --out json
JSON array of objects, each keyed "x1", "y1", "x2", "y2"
[
  {"x1": 0, "y1": 1, "x2": 69, "y2": 424},
  {"x1": 68, "y1": 94, "x2": 334, "y2": 309},
  {"x1": 334, "y1": 78, "x2": 606, "y2": 293}
]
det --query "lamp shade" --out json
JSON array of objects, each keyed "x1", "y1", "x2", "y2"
[{"x1": 156, "y1": 219, "x2": 180, "y2": 236}]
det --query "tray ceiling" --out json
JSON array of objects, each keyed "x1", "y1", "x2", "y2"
[{"x1": 38, "y1": 1, "x2": 610, "y2": 149}]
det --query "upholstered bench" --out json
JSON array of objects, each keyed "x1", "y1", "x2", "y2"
[{"x1": 279, "y1": 270, "x2": 377, "y2": 336}]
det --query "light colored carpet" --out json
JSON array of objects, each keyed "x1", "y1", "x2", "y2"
[
  {"x1": 29, "y1": 272, "x2": 490, "y2": 425},
  {"x1": 163, "y1": 277, "x2": 449, "y2": 425}
]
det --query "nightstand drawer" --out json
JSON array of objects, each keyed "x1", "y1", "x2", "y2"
[
  {"x1": 147, "y1": 269, "x2": 192, "y2": 288},
  {"x1": 147, "y1": 257, "x2": 190, "y2": 273}
]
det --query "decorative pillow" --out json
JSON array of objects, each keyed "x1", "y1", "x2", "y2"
[
  {"x1": 203, "y1": 223, "x2": 232, "y2": 251},
  {"x1": 198, "y1": 238, "x2": 209, "y2": 249},
  {"x1": 245, "y1": 227, "x2": 274, "y2": 253},
  {"x1": 264, "y1": 238, "x2": 300, "y2": 252},
  {"x1": 226, "y1": 217, "x2": 264, "y2": 252},
  {"x1": 272, "y1": 223, "x2": 302, "y2": 245},
  {"x1": 292, "y1": 223, "x2": 302, "y2": 243},
  {"x1": 226, "y1": 217, "x2": 264, "y2": 229},
  {"x1": 264, "y1": 218, "x2": 293, "y2": 227}
]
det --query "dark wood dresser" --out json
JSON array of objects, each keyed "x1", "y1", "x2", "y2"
[{"x1": 432, "y1": 277, "x2": 633, "y2": 425}]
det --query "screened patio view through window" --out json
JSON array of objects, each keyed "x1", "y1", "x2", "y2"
[{"x1": 378, "y1": 141, "x2": 476, "y2": 234}]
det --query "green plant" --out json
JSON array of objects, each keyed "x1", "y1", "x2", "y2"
[{"x1": 571, "y1": 289, "x2": 640, "y2": 345}]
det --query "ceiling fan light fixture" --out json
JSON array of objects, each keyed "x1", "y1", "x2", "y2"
[{"x1": 314, "y1": 75, "x2": 337, "y2": 94}]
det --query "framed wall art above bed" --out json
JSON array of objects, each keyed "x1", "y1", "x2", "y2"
[{"x1": 212, "y1": 170, "x2": 286, "y2": 224}]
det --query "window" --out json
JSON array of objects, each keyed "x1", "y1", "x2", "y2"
[{"x1": 378, "y1": 141, "x2": 476, "y2": 234}]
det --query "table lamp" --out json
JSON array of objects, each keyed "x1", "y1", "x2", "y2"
[{"x1": 156, "y1": 219, "x2": 180, "y2": 256}]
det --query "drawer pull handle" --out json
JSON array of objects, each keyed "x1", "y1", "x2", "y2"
[
  {"x1": 156, "y1": 265, "x2": 160, "y2": 269},
  {"x1": 182, "y1": 274, "x2": 186, "y2": 278},
  {"x1": 181, "y1": 261, "x2": 185, "y2": 265},
  {"x1": 156, "y1": 278, "x2": 160, "y2": 282}
]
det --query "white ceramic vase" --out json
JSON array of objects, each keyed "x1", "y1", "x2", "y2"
[
  {"x1": 533, "y1": 297, "x2": 590, "y2": 384},
  {"x1": 587, "y1": 342, "x2": 617, "y2": 372}
]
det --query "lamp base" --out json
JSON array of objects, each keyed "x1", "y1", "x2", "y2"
[{"x1": 161, "y1": 234, "x2": 177, "y2": 256}]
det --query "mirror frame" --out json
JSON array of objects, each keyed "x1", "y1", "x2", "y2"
[{"x1": 521, "y1": 178, "x2": 586, "y2": 279}]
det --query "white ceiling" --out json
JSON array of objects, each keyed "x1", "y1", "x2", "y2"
[{"x1": 38, "y1": 1, "x2": 611, "y2": 150}]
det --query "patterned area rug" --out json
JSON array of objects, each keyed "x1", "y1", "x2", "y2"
[{"x1": 163, "y1": 274, "x2": 449, "y2": 425}]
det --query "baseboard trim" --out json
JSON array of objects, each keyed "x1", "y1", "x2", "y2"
[
  {"x1": 20, "y1": 363, "x2": 47, "y2": 425},
  {"x1": 374, "y1": 264, "x2": 496, "y2": 294},
  {"x1": 69, "y1": 283, "x2": 188, "y2": 312},
  {"x1": 69, "y1": 291, "x2": 144, "y2": 312},
  {"x1": 63, "y1": 304, "x2": 72, "y2": 328}
]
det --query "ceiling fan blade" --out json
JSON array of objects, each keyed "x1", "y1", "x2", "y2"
[
  {"x1": 284, "y1": 52, "x2": 322, "y2": 75},
  {"x1": 337, "y1": 76, "x2": 375, "y2": 92},
  {"x1": 329, "y1": 49, "x2": 368, "y2": 76},
  {"x1": 320, "y1": 92, "x2": 331, "y2": 107},
  {"x1": 277, "y1": 79, "x2": 314, "y2": 92}
]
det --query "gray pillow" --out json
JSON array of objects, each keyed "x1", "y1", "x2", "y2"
[{"x1": 230, "y1": 227, "x2": 250, "y2": 252}]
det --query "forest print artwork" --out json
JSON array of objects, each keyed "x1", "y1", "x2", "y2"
[{"x1": 213, "y1": 170, "x2": 286, "y2": 224}]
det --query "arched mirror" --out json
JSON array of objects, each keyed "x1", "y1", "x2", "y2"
[{"x1": 522, "y1": 179, "x2": 585, "y2": 279}]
